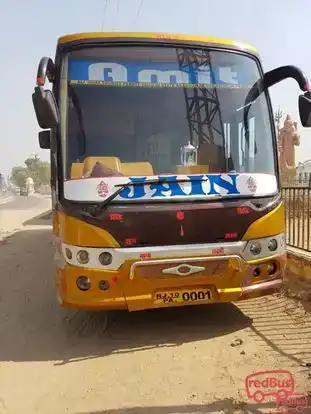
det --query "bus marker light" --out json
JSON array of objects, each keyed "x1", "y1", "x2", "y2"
[{"x1": 99, "y1": 280, "x2": 110, "y2": 291}]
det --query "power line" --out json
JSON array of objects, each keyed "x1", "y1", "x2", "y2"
[
  {"x1": 101, "y1": 0, "x2": 109, "y2": 31},
  {"x1": 112, "y1": 0, "x2": 121, "y2": 31},
  {"x1": 136, "y1": 0, "x2": 144, "y2": 17},
  {"x1": 133, "y1": 0, "x2": 144, "y2": 28}
]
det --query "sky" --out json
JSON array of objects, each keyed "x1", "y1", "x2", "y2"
[{"x1": 1, "y1": 0, "x2": 311, "y2": 178}]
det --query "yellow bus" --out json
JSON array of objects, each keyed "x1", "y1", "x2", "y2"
[{"x1": 32, "y1": 32, "x2": 311, "y2": 312}]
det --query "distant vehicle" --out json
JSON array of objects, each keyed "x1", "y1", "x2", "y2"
[{"x1": 19, "y1": 188, "x2": 29, "y2": 196}]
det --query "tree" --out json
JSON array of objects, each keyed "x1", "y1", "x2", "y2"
[
  {"x1": 10, "y1": 155, "x2": 50, "y2": 190},
  {"x1": 11, "y1": 166, "x2": 28, "y2": 188},
  {"x1": 24, "y1": 154, "x2": 50, "y2": 190},
  {"x1": 37, "y1": 161, "x2": 51, "y2": 186}
]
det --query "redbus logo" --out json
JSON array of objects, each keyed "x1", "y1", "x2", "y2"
[
  {"x1": 245, "y1": 370, "x2": 295, "y2": 402},
  {"x1": 277, "y1": 392, "x2": 309, "y2": 413}
]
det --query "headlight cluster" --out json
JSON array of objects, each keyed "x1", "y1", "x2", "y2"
[
  {"x1": 64, "y1": 247, "x2": 113, "y2": 267},
  {"x1": 241, "y1": 233, "x2": 286, "y2": 262},
  {"x1": 249, "y1": 238, "x2": 278, "y2": 256}
]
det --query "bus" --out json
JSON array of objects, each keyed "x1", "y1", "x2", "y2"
[{"x1": 32, "y1": 32, "x2": 311, "y2": 312}]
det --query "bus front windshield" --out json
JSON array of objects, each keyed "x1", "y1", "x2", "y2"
[{"x1": 60, "y1": 45, "x2": 277, "y2": 201}]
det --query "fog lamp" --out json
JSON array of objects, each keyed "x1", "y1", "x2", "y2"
[
  {"x1": 267, "y1": 262, "x2": 278, "y2": 276},
  {"x1": 253, "y1": 268, "x2": 261, "y2": 277},
  {"x1": 76, "y1": 276, "x2": 91, "y2": 291}
]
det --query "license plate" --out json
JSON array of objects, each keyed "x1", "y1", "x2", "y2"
[{"x1": 153, "y1": 288, "x2": 213, "y2": 305}]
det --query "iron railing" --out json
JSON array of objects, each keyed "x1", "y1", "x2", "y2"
[
  {"x1": 282, "y1": 186, "x2": 311, "y2": 251},
  {"x1": 282, "y1": 178, "x2": 311, "y2": 187}
]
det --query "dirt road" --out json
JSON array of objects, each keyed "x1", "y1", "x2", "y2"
[
  {"x1": 0, "y1": 194, "x2": 51, "y2": 241},
  {"x1": 0, "y1": 214, "x2": 310, "y2": 414}
]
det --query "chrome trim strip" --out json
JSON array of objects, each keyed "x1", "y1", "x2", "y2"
[
  {"x1": 242, "y1": 279, "x2": 283, "y2": 293},
  {"x1": 129, "y1": 255, "x2": 243, "y2": 280}
]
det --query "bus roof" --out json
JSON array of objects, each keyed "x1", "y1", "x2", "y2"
[{"x1": 57, "y1": 32, "x2": 257, "y2": 54}]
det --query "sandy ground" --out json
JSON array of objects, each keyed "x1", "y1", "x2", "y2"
[
  {"x1": 0, "y1": 194, "x2": 51, "y2": 241},
  {"x1": 0, "y1": 210, "x2": 310, "y2": 413}
]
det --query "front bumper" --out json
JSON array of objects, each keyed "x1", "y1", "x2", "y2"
[
  {"x1": 55, "y1": 252, "x2": 286, "y2": 311},
  {"x1": 53, "y1": 233, "x2": 286, "y2": 310}
]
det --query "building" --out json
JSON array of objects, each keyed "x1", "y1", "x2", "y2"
[{"x1": 296, "y1": 160, "x2": 311, "y2": 184}]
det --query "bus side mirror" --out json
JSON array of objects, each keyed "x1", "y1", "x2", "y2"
[
  {"x1": 32, "y1": 86, "x2": 59, "y2": 129},
  {"x1": 38, "y1": 130, "x2": 51, "y2": 149},
  {"x1": 299, "y1": 93, "x2": 311, "y2": 127}
]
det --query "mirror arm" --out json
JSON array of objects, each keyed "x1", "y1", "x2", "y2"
[
  {"x1": 36, "y1": 57, "x2": 55, "y2": 86},
  {"x1": 243, "y1": 65, "x2": 311, "y2": 141},
  {"x1": 263, "y1": 65, "x2": 310, "y2": 92},
  {"x1": 245, "y1": 65, "x2": 310, "y2": 109}
]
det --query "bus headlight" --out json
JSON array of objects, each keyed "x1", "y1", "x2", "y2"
[
  {"x1": 99, "y1": 252, "x2": 113, "y2": 266},
  {"x1": 249, "y1": 241, "x2": 262, "y2": 256},
  {"x1": 77, "y1": 250, "x2": 89, "y2": 264},
  {"x1": 65, "y1": 248, "x2": 72, "y2": 260},
  {"x1": 268, "y1": 238, "x2": 278, "y2": 252}
]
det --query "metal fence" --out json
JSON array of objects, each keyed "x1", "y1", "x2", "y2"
[
  {"x1": 282, "y1": 186, "x2": 311, "y2": 252},
  {"x1": 282, "y1": 178, "x2": 311, "y2": 188}
]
